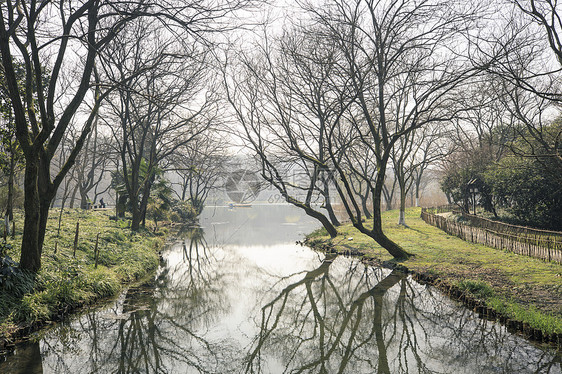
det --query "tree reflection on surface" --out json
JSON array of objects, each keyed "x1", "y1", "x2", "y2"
[
  {"x1": 33, "y1": 225, "x2": 238, "y2": 374},
  {"x1": 245, "y1": 254, "x2": 560, "y2": 373},
  {"x1": 244, "y1": 255, "x2": 561, "y2": 374},
  {"x1": 0, "y1": 206, "x2": 560, "y2": 373}
]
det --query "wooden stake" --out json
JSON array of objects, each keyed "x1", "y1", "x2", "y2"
[
  {"x1": 94, "y1": 232, "x2": 100, "y2": 268},
  {"x1": 73, "y1": 221, "x2": 80, "y2": 258}
]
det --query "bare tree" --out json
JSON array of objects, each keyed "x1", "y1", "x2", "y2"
[
  {"x1": 438, "y1": 78, "x2": 518, "y2": 214},
  {"x1": 223, "y1": 29, "x2": 347, "y2": 238},
  {"x1": 101, "y1": 19, "x2": 218, "y2": 230},
  {"x1": 476, "y1": 1, "x2": 562, "y2": 172},
  {"x1": 0, "y1": 101, "x2": 22, "y2": 234},
  {"x1": 170, "y1": 134, "x2": 228, "y2": 213},
  {"x1": 382, "y1": 176, "x2": 397, "y2": 212},
  {"x1": 391, "y1": 123, "x2": 449, "y2": 225},
  {"x1": 305, "y1": 0, "x2": 481, "y2": 258},
  {"x1": 513, "y1": 0, "x2": 562, "y2": 68},
  {"x1": 0, "y1": 0, "x2": 256, "y2": 271},
  {"x1": 345, "y1": 138, "x2": 377, "y2": 219},
  {"x1": 500, "y1": 83, "x2": 562, "y2": 182},
  {"x1": 75, "y1": 114, "x2": 112, "y2": 209}
]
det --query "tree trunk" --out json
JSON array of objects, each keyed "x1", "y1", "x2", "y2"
[
  {"x1": 321, "y1": 177, "x2": 340, "y2": 226},
  {"x1": 371, "y1": 191, "x2": 410, "y2": 259},
  {"x1": 325, "y1": 202, "x2": 340, "y2": 227},
  {"x1": 305, "y1": 205, "x2": 338, "y2": 238},
  {"x1": 5, "y1": 146, "x2": 15, "y2": 235},
  {"x1": 131, "y1": 197, "x2": 142, "y2": 231},
  {"x1": 20, "y1": 159, "x2": 42, "y2": 272},
  {"x1": 398, "y1": 178, "x2": 407, "y2": 226},
  {"x1": 288, "y1": 197, "x2": 337, "y2": 238},
  {"x1": 369, "y1": 164, "x2": 411, "y2": 259},
  {"x1": 361, "y1": 192, "x2": 372, "y2": 219},
  {"x1": 36, "y1": 158, "x2": 56, "y2": 259},
  {"x1": 181, "y1": 182, "x2": 187, "y2": 201},
  {"x1": 6, "y1": 145, "x2": 15, "y2": 221},
  {"x1": 398, "y1": 187, "x2": 407, "y2": 226},
  {"x1": 382, "y1": 183, "x2": 394, "y2": 211},
  {"x1": 69, "y1": 182, "x2": 79, "y2": 208},
  {"x1": 463, "y1": 196, "x2": 470, "y2": 213},
  {"x1": 37, "y1": 196, "x2": 52, "y2": 254},
  {"x1": 131, "y1": 210, "x2": 142, "y2": 231},
  {"x1": 80, "y1": 188, "x2": 89, "y2": 209},
  {"x1": 139, "y1": 180, "x2": 153, "y2": 229}
]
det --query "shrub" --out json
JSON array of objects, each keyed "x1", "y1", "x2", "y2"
[
  {"x1": 0, "y1": 243, "x2": 35, "y2": 298},
  {"x1": 457, "y1": 279, "x2": 494, "y2": 299},
  {"x1": 172, "y1": 200, "x2": 198, "y2": 222}
]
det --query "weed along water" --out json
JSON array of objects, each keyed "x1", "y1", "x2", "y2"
[{"x1": 1, "y1": 205, "x2": 560, "y2": 373}]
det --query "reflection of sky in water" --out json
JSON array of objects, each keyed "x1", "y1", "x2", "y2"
[
  {"x1": 1, "y1": 205, "x2": 560, "y2": 373},
  {"x1": 199, "y1": 204, "x2": 321, "y2": 247}
]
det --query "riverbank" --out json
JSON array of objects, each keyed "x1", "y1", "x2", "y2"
[
  {"x1": 305, "y1": 207, "x2": 562, "y2": 347},
  {"x1": 0, "y1": 209, "x2": 166, "y2": 354}
]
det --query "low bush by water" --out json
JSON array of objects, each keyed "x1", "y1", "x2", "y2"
[{"x1": 457, "y1": 279, "x2": 495, "y2": 299}]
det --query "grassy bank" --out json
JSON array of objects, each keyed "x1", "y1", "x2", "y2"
[
  {"x1": 306, "y1": 207, "x2": 562, "y2": 343},
  {"x1": 0, "y1": 209, "x2": 165, "y2": 349}
]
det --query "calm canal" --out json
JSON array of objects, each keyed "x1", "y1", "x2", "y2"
[{"x1": 1, "y1": 205, "x2": 560, "y2": 373}]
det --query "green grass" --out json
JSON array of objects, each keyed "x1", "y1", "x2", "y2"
[
  {"x1": 487, "y1": 297, "x2": 562, "y2": 334},
  {"x1": 457, "y1": 279, "x2": 495, "y2": 299},
  {"x1": 0, "y1": 209, "x2": 164, "y2": 339},
  {"x1": 308, "y1": 207, "x2": 562, "y2": 336}
]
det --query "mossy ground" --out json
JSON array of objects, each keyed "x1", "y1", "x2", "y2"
[
  {"x1": 0, "y1": 208, "x2": 165, "y2": 344},
  {"x1": 307, "y1": 207, "x2": 562, "y2": 337}
]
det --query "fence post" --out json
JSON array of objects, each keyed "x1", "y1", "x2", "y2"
[
  {"x1": 420, "y1": 206, "x2": 562, "y2": 263},
  {"x1": 94, "y1": 232, "x2": 100, "y2": 268},
  {"x1": 73, "y1": 221, "x2": 80, "y2": 258}
]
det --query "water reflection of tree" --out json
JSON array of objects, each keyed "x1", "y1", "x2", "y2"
[
  {"x1": 166, "y1": 226, "x2": 228, "y2": 329},
  {"x1": 11, "y1": 225, "x2": 561, "y2": 373},
  {"x1": 245, "y1": 258, "x2": 561, "y2": 374},
  {"x1": 0, "y1": 341, "x2": 43, "y2": 374},
  {"x1": 39, "y1": 226, "x2": 236, "y2": 374},
  {"x1": 245, "y1": 257, "x2": 404, "y2": 373},
  {"x1": 421, "y1": 295, "x2": 562, "y2": 374},
  {"x1": 180, "y1": 227, "x2": 211, "y2": 290}
]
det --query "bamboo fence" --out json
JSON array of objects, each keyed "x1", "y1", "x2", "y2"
[{"x1": 421, "y1": 208, "x2": 562, "y2": 264}]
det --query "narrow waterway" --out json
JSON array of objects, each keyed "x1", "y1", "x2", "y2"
[{"x1": 1, "y1": 205, "x2": 560, "y2": 373}]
